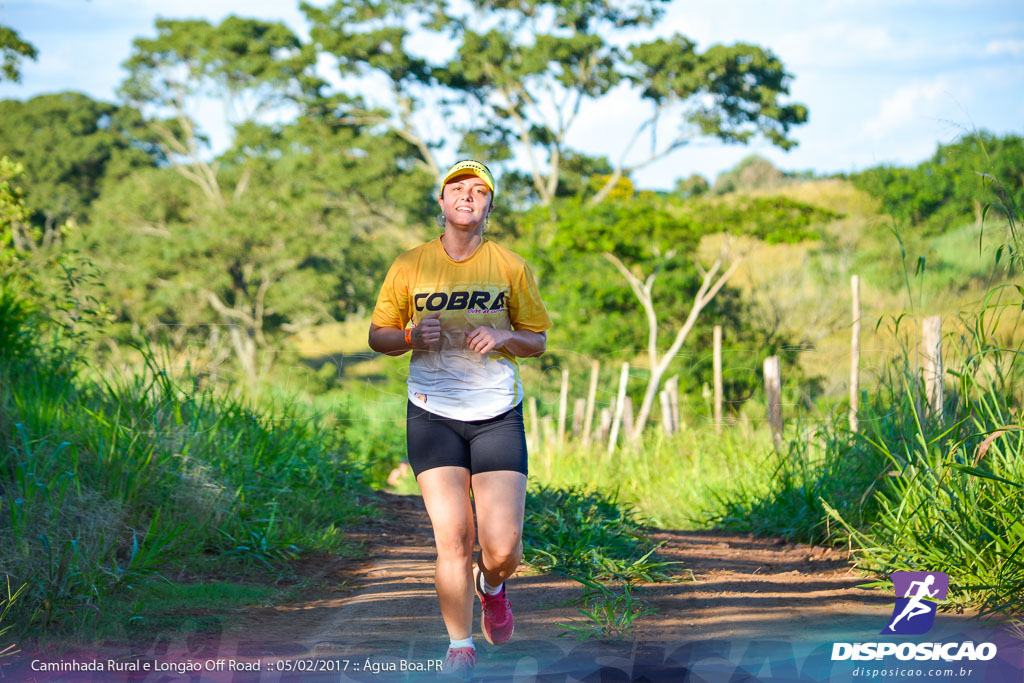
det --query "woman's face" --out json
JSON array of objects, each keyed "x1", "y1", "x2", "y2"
[{"x1": 438, "y1": 173, "x2": 494, "y2": 231}]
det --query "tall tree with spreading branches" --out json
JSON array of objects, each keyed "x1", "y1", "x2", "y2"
[
  {"x1": 0, "y1": 26, "x2": 37, "y2": 83},
  {"x1": 304, "y1": 0, "x2": 807, "y2": 207},
  {"x1": 111, "y1": 16, "x2": 428, "y2": 382}
]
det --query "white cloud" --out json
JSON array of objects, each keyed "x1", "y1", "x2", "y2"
[
  {"x1": 984, "y1": 38, "x2": 1024, "y2": 56},
  {"x1": 776, "y1": 22, "x2": 900, "y2": 67},
  {"x1": 860, "y1": 77, "x2": 960, "y2": 140}
]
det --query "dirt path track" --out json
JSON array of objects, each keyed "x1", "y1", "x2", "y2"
[
  {"x1": 15, "y1": 492, "x2": 1002, "y2": 681},
  {"x1": 210, "y1": 492, "x2": 924, "y2": 678}
]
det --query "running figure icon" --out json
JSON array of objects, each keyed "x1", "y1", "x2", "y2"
[
  {"x1": 882, "y1": 571, "x2": 949, "y2": 635},
  {"x1": 887, "y1": 574, "x2": 939, "y2": 631}
]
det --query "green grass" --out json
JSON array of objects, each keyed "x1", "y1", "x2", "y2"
[
  {"x1": 704, "y1": 411, "x2": 887, "y2": 545},
  {"x1": 365, "y1": 382, "x2": 780, "y2": 533},
  {"x1": 1, "y1": 291, "x2": 689, "y2": 644},
  {"x1": 556, "y1": 577, "x2": 656, "y2": 641},
  {"x1": 704, "y1": 185, "x2": 1024, "y2": 620},
  {"x1": 530, "y1": 422, "x2": 776, "y2": 529},
  {"x1": 0, "y1": 295, "x2": 377, "y2": 639},
  {"x1": 0, "y1": 577, "x2": 26, "y2": 659},
  {"x1": 837, "y1": 324, "x2": 1023, "y2": 617},
  {"x1": 327, "y1": 392, "x2": 409, "y2": 486},
  {"x1": 4, "y1": 170, "x2": 1018, "y2": 645},
  {"x1": 521, "y1": 485, "x2": 679, "y2": 640},
  {"x1": 522, "y1": 486, "x2": 675, "y2": 582},
  {"x1": 710, "y1": 292, "x2": 1024, "y2": 619}
]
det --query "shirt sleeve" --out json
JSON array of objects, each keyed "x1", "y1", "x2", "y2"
[
  {"x1": 371, "y1": 259, "x2": 410, "y2": 329},
  {"x1": 509, "y1": 261, "x2": 552, "y2": 333}
]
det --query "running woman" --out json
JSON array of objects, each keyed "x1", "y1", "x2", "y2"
[{"x1": 368, "y1": 160, "x2": 551, "y2": 679}]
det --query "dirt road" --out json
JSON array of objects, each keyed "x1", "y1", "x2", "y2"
[
  {"x1": 192, "y1": 493, "x2": 907, "y2": 679},
  {"x1": 14, "y1": 492, "x2": 1012, "y2": 682},
  {"x1": 231, "y1": 492, "x2": 891, "y2": 644}
]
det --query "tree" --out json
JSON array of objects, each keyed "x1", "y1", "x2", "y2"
[
  {"x1": 711, "y1": 154, "x2": 785, "y2": 195},
  {"x1": 434, "y1": 0, "x2": 669, "y2": 205},
  {"x1": 520, "y1": 193, "x2": 741, "y2": 436},
  {"x1": 852, "y1": 131, "x2": 1024, "y2": 232},
  {"x1": 603, "y1": 246, "x2": 740, "y2": 439},
  {"x1": 302, "y1": 0, "x2": 807, "y2": 207},
  {"x1": 460, "y1": 2, "x2": 804, "y2": 205},
  {"x1": 675, "y1": 173, "x2": 709, "y2": 198},
  {"x1": 82, "y1": 109, "x2": 431, "y2": 382},
  {"x1": 119, "y1": 16, "x2": 321, "y2": 206},
  {"x1": 0, "y1": 156, "x2": 29, "y2": 269},
  {"x1": 521, "y1": 191, "x2": 836, "y2": 433},
  {"x1": 112, "y1": 16, "x2": 383, "y2": 380},
  {"x1": 603, "y1": 39, "x2": 806, "y2": 201},
  {"x1": 302, "y1": 0, "x2": 444, "y2": 179},
  {"x1": 0, "y1": 26, "x2": 37, "y2": 83},
  {"x1": 0, "y1": 93, "x2": 161, "y2": 247}
]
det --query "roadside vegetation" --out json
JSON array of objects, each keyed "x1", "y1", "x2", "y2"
[
  {"x1": 0, "y1": 287, "x2": 373, "y2": 643},
  {"x1": 2, "y1": 0, "x2": 1022, "y2": 647},
  {"x1": 710, "y1": 165, "x2": 1024, "y2": 622}
]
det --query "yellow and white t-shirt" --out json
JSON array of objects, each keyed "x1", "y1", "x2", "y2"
[{"x1": 372, "y1": 235, "x2": 552, "y2": 420}]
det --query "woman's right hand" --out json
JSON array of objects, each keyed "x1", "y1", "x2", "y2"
[{"x1": 412, "y1": 312, "x2": 443, "y2": 347}]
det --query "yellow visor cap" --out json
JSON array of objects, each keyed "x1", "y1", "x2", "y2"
[{"x1": 440, "y1": 160, "x2": 496, "y2": 198}]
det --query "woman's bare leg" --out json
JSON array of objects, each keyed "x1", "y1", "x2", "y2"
[
  {"x1": 417, "y1": 466, "x2": 476, "y2": 640},
  {"x1": 471, "y1": 471, "x2": 527, "y2": 586}
]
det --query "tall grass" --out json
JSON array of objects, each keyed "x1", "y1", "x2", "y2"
[
  {"x1": 835, "y1": 175, "x2": 1024, "y2": 617},
  {"x1": 521, "y1": 486, "x2": 678, "y2": 640},
  {"x1": 828, "y1": 299, "x2": 1023, "y2": 616},
  {"x1": 523, "y1": 486, "x2": 674, "y2": 582},
  {"x1": 0, "y1": 577, "x2": 26, "y2": 658},
  {"x1": 716, "y1": 328, "x2": 1023, "y2": 618},
  {"x1": 2, "y1": 282, "x2": 691, "y2": 641},
  {"x1": 531, "y1": 421, "x2": 776, "y2": 529},
  {"x1": 710, "y1": 174, "x2": 1024, "y2": 619},
  {"x1": 0, "y1": 294, "x2": 374, "y2": 635}
]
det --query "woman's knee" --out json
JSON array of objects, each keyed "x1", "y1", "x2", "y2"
[
  {"x1": 481, "y1": 541, "x2": 522, "y2": 572},
  {"x1": 434, "y1": 526, "x2": 476, "y2": 560}
]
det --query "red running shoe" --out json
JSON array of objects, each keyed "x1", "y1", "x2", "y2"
[
  {"x1": 442, "y1": 646, "x2": 476, "y2": 680},
  {"x1": 474, "y1": 566, "x2": 514, "y2": 645}
]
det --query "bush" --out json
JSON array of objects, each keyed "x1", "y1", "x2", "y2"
[
  {"x1": 0, "y1": 291, "x2": 373, "y2": 634},
  {"x1": 851, "y1": 131, "x2": 1024, "y2": 233}
]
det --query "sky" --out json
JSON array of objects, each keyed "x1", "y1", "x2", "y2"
[{"x1": 1, "y1": 0, "x2": 1022, "y2": 190}]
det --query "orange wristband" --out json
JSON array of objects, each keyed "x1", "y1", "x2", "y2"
[{"x1": 404, "y1": 328, "x2": 413, "y2": 347}]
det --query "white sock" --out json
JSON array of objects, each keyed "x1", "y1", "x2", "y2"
[
  {"x1": 479, "y1": 572, "x2": 503, "y2": 596},
  {"x1": 449, "y1": 636, "x2": 474, "y2": 650}
]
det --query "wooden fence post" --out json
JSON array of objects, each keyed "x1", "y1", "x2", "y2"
[
  {"x1": 608, "y1": 362, "x2": 629, "y2": 456},
  {"x1": 557, "y1": 368, "x2": 569, "y2": 446},
  {"x1": 623, "y1": 396, "x2": 635, "y2": 443},
  {"x1": 922, "y1": 316, "x2": 943, "y2": 418},
  {"x1": 764, "y1": 355, "x2": 783, "y2": 449},
  {"x1": 850, "y1": 275, "x2": 860, "y2": 432},
  {"x1": 582, "y1": 360, "x2": 599, "y2": 447},
  {"x1": 597, "y1": 407, "x2": 612, "y2": 446},
  {"x1": 666, "y1": 374, "x2": 680, "y2": 432},
  {"x1": 541, "y1": 416, "x2": 554, "y2": 450},
  {"x1": 660, "y1": 390, "x2": 674, "y2": 434},
  {"x1": 713, "y1": 325, "x2": 723, "y2": 433},
  {"x1": 572, "y1": 398, "x2": 586, "y2": 439}
]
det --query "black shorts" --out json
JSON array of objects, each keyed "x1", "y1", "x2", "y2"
[{"x1": 406, "y1": 400, "x2": 528, "y2": 477}]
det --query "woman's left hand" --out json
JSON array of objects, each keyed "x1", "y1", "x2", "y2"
[{"x1": 465, "y1": 326, "x2": 513, "y2": 354}]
